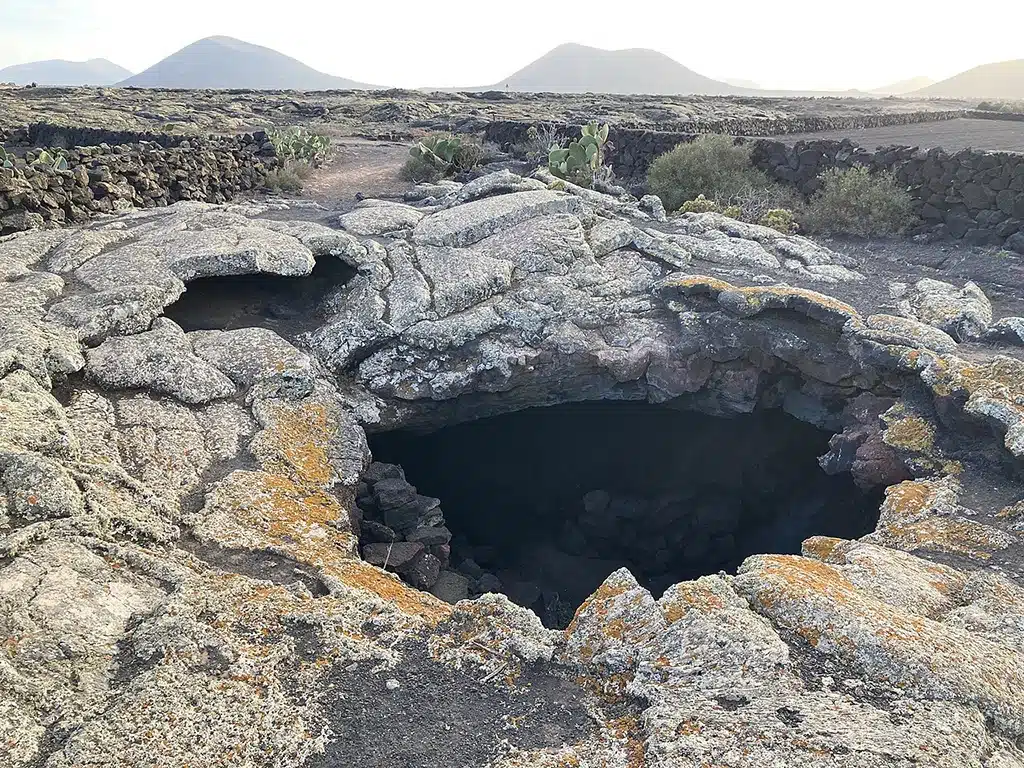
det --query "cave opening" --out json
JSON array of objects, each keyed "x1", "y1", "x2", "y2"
[
  {"x1": 363, "y1": 401, "x2": 883, "y2": 628},
  {"x1": 163, "y1": 255, "x2": 354, "y2": 335}
]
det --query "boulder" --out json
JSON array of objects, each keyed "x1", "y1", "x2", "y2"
[
  {"x1": 429, "y1": 570, "x2": 470, "y2": 604},
  {"x1": 899, "y1": 278, "x2": 993, "y2": 341}
]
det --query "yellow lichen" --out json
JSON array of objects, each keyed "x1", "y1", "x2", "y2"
[
  {"x1": 664, "y1": 275, "x2": 860, "y2": 320},
  {"x1": 883, "y1": 414, "x2": 935, "y2": 453}
]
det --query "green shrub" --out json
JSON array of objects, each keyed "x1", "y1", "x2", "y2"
[
  {"x1": 759, "y1": 208, "x2": 799, "y2": 234},
  {"x1": 264, "y1": 160, "x2": 313, "y2": 193},
  {"x1": 648, "y1": 135, "x2": 775, "y2": 212},
  {"x1": 801, "y1": 166, "x2": 915, "y2": 236},
  {"x1": 267, "y1": 127, "x2": 331, "y2": 166}
]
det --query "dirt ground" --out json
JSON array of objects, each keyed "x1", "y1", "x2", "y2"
[
  {"x1": 777, "y1": 117, "x2": 1024, "y2": 152},
  {"x1": 306, "y1": 642, "x2": 595, "y2": 768},
  {"x1": 301, "y1": 139, "x2": 412, "y2": 209}
]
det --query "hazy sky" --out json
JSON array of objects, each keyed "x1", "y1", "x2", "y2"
[{"x1": 2, "y1": 0, "x2": 1022, "y2": 90}]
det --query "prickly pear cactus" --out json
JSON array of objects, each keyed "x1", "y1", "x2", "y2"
[{"x1": 547, "y1": 121, "x2": 610, "y2": 187}]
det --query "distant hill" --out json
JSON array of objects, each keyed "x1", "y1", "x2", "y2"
[
  {"x1": 913, "y1": 60, "x2": 1024, "y2": 99},
  {"x1": 463, "y1": 43, "x2": 743, "y2": 95},
  {"x1": 722, "y1": 77, "x2": 763, "y2": 90},
  {"x1": 117, "y1": 36, "x2": 376, "y2": 90},
  {"x1": 870, "y1": 76, "x2": 935, "y2": 95},
  {"x1": 0, "y1": 58, "x2": 131, "y2": 86}
]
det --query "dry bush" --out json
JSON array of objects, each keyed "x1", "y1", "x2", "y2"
[
  {"x1": 977, "y1": 100, "x2": 1024, "y2": 113},
  {"x1": 401, "y1": 134, "x2": 485, "y2": 183},
  {"x1": 264, "y1": 160, "x2": 313, "y2": 193},
  {"x1": 399, "y1": 154, "x2": 443, "y2": 183},
  {"x1": 513, "y1": 124, "x2": 562, "y2": 163},
  {"x1": 729, "y1": 183, "x2": 803, "y2": 224},
  {"x1": 453, "y1": 139, "x2": 485, "y2": 172},
  {"x1": 801, "y1": 166, "x2": 915, "y2": 236}
]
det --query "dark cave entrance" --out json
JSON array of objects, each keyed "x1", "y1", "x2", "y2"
[
  {"x1": 363, "y1": 401, "x2": 882, "y2": 627},
  {"x1": 163, "y1": 255, "x2": 354, "y2": 335}
]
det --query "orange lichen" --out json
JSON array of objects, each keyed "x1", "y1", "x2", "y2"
[
  {"x1": 880, "y1": 481, "x2": 936, "y2": 522},
  {"x1": 563, "y1": 577, "x2": 630, "y2": 639},
  {"x1": 996, "y1": 501, "x2": 1024, "y2": 521},
  {"x1": 800, "y1": 536, "x2": 847, "y2": 564},
  {"x1": 882, "y1": 517, "x2": 1009, "y2": 560},
  {"x1": 334, "y1": 560, "x2": 451, "y2": 625},
  {"x1": 575, "y1": 671, "x2": 635, "y2": 702},
  {"x1": 606, "y1": 715, "x2": 646, "y2": 768},
  {"x1": 754, "y1": 555, "x2": 856, "y2": 604},
  {"x1": 256, "y1": 401, "x2": 336, "y2": 486},
  {"x1": 675, "y1": 717, "x2": 702, "y2": 736},
  {"x1": 748, "y1": 555, "x2": 936, "y2": 651},
  {"x1": 206, "y1": 470, "x2": 358, "y2": 577},
  {"x1": 659, "y1": 582, "x2": 728, "y2": 623}
]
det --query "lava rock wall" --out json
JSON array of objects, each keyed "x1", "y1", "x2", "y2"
[
  {"x1": 751, "y1": 139, "x2": 1024, "y2": 248},
  {"x1": 0, "y1": 129, "x2": 277, "y2": 234},
  {"x1": 484, "y1": 118, "x2": 1024, "y2": 252},
  {"x1": 484, "y1": 110, "x2": 970, "y2": 148}
]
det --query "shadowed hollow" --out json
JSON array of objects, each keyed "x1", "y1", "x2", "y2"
[{"x1": 369, "y1": 401, "x2": 882, "y2": 627}]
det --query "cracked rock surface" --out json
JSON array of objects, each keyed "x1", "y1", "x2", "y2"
[{"x1": 2, "y1": 172, "x2": 1024, "y2": 767}]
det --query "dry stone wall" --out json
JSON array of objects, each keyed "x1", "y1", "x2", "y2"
[
  {"x1": 485, "y1": 119, "x2": 1024, "y2": 251},
  {"x1": 484, "y1": 111, "x2": 970, "y2": 144},
  {"x1": 751, "y1": 139, "x2": 1024, "y2": 247},
  {"x1": 0, "y1": 127, "x2": 276, "y2": 234}
]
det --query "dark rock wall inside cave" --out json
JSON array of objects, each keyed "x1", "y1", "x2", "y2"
[
  {"x1": 163, "y1": 255, "x2": 353, "y2": 334},
  {"x1": 368, "y1": 401, "x2": 882, "y2": 626}
]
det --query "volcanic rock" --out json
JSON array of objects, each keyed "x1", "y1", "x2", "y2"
[{"x1": 1, "y1": 171, "x2": 1023, "y2": 767}]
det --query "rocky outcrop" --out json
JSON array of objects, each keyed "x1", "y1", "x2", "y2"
[{"x1": 2, "y1": 171, "x2": 1024, "y2": 766}]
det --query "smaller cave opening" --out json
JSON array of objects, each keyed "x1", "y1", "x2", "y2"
[
  {"x1": 163, "y1": 255, "x2": 354, "y2": 335},
  {"x1": 362, "y1": 401, "x2": 883, "y2": 627}
]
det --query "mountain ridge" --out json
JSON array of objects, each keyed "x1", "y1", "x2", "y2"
[
  {"x1": 869, "y1": 76, "x2": 935, "y2": 95},
  {"x1": 912, "y1": 60, "x2": 1024, "y2": 99},
  {"x1": 453, "y1": 43, "x2": 745, "y2": 96},
  {"x1": 0, "y1": 58, "x2": 131, "y2": 86},
  {"x1": 117, "y1": 36, "x2": 377, "y2": 90}
]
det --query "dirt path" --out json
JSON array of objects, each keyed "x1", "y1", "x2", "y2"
[{"x1": 303, "y1": 139, "x2": 411, "y2": 210}]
